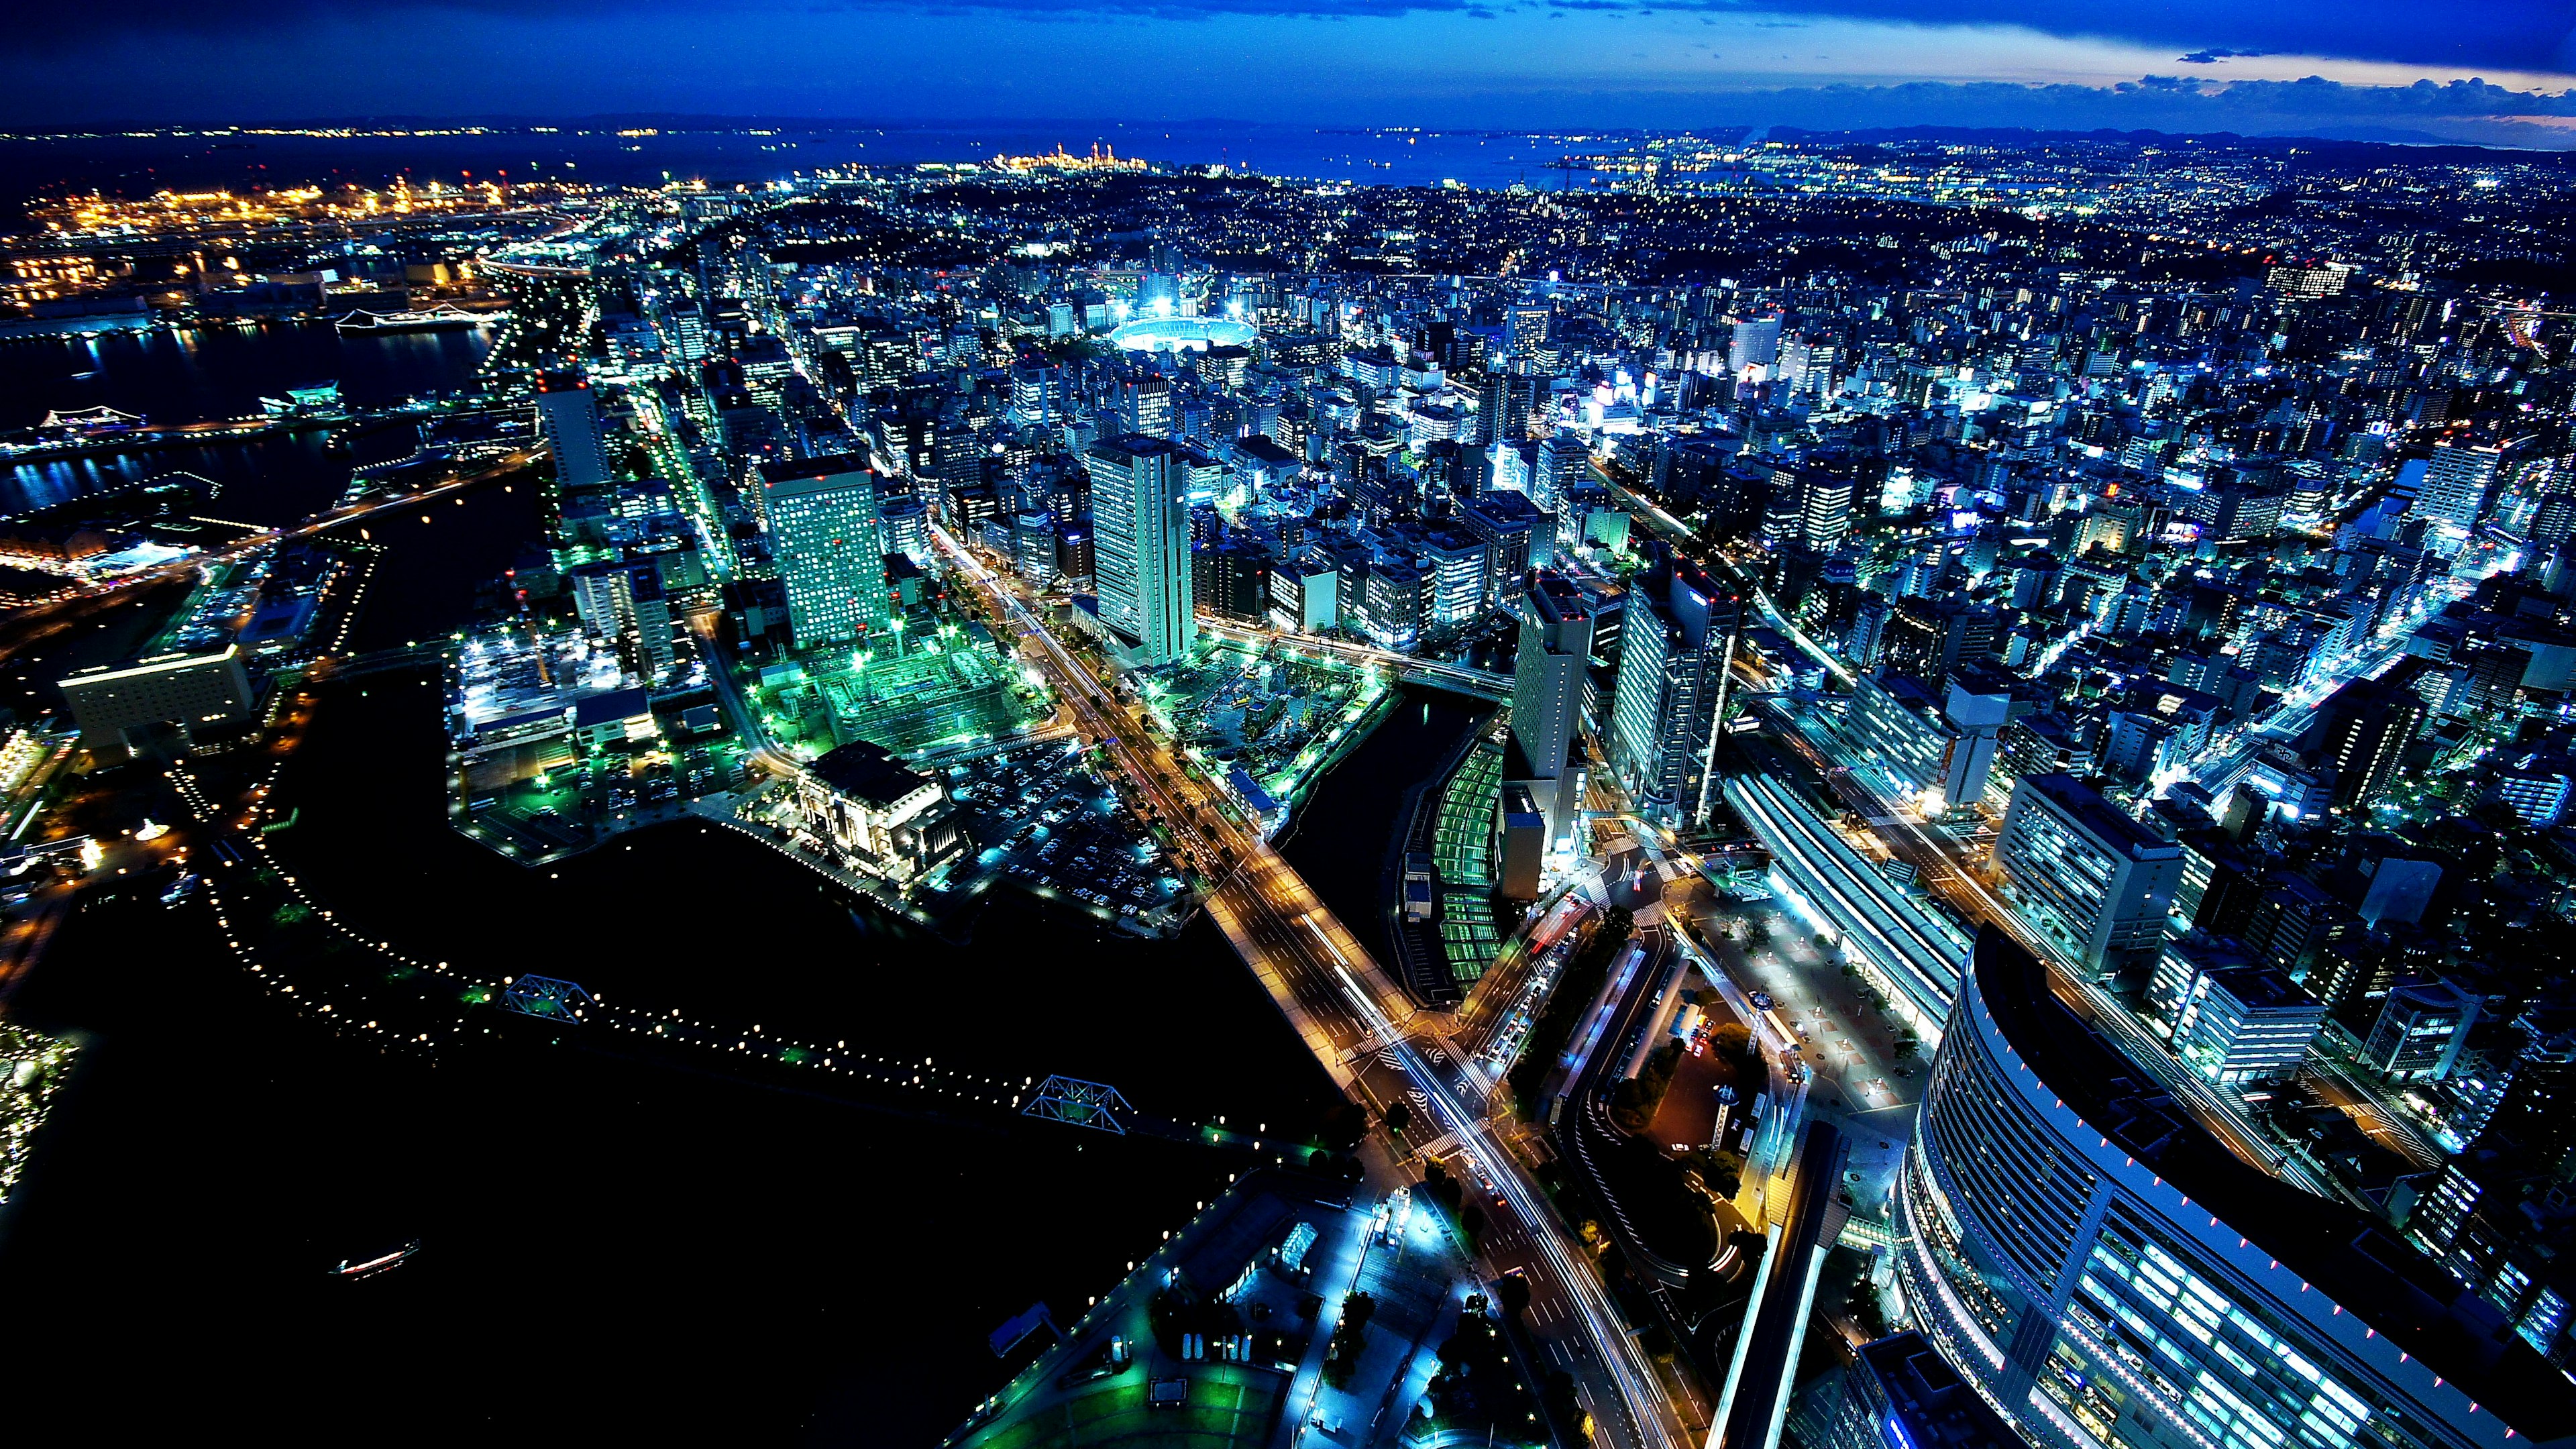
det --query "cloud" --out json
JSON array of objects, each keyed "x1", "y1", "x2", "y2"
[
  {"x1": 1674, "y1": 73, "x2": 2576, "y2": 148},
  {"x1": 10, "y1": 0, "x2": 2575, "y2": 77}
]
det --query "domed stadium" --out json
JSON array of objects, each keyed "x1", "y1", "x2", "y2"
[{"x1": 1106, "y1": 315, "x2": 1256, "y2": 353}]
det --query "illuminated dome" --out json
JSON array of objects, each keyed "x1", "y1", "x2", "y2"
[{"x1": 1108, "y1": 316, "x2": 1256, "y2": 353}]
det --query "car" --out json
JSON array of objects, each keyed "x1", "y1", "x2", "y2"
[{"x1": 1750, "y1": 991, "x2": 1775, "y2": 1010}]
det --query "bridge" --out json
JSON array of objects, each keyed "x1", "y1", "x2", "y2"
[
  {"x1": 1194, "y1": 619, "x2": 1513, "y2": 702},
  {"x1": 1, "y1": 394, "x2": 534, "y2": 464},
  {"x1": 1019, "y1": 1076, "x2": 1136, "y2": 1135}
]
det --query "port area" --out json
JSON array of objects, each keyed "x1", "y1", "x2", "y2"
[
  {"x1": 1126, "y1": 633, "x2": 1395, "y2": 837},
  {"x1": 0, "y1": 1017, "x2": 76, "y2": 1202},
  {"x1": 446, "y1": 623, "x2": 755, "y2": 863},
  {"x1": 947, "y1": 1167, "x2": 1542, "y2": 1449}
]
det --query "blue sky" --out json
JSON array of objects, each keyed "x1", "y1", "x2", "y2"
[{"x1": 11, "y1": 1, "x2": 2576, "y2": 143}]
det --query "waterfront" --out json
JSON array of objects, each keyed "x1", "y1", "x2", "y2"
[
  {"x1": 0, "y1": 328, "x2": 1474, "y2": 1437},
  {"x1": 0, "y1": 320, "x2": 492, "y2": 521},
  {"x1": 0, "y1": 124, "x2": 1619, "y2": 223}
]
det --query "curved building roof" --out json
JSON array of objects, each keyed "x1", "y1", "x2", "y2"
[
  {"x1": 1911, "y1": 926, "x2": 2572, "y2": 1449},
  {"x1": 1107, "y1": 316, "x2": 1255, "y2": 353}
]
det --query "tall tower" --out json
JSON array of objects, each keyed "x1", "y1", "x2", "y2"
[
  {"x1": 1509, "y1": 570, "x2": 1594, "y2": 846},
  {"x1": 1607, "y1": 555, "x2": 1738, "y2": 828},
  {"x1": 535, "y1": 370, "x2": 612, "y2": 494},
  {"x1": 2416, "y1": 441, "x2": 2502, "y2": 545},
  {"x1": 1084, "y1": 435, "x2": 1200, "y2": 667},
  {"x1": 757, "y1": 454, "x2": 890, "y2": 649}
]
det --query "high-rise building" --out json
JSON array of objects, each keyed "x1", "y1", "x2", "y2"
[
  {"x1": 1607, "y1": 555, "x2": 1738, "y2": 828},
  {"x1": 1508, "y1": 571, "x2": 1593, "y2": 847},
  {"x1": 2361, "y1": 978, "x2": 2478, "y2": 1081},
  {"x1": 1823, "y1": 1332, "x2": 2020, "y2": 1449},
  {"x1": 1535, "y1": 433, "x2": 1590, "y2": 515},
  {"x1": 1458, "y1": 489, "x2": 1548, "y2": 609},
  {"x1": 1995, "y1": 772, "x2": 2184, "y2": 983},
  {"x1": 757, "y1": 455, "x2": 890, "y2": 649},
  {"x1": 2415, "y1": 441, "x2": 2502, "y2": 543},
  {"x1": 1727, "y1": 315, "x2": 1782, "y2": 379},
  {"x1": 1901, "y1": 927, "x2": 2568, "y2": 1449},
  {"x1": 1118, "y1": 373, "x2": 1173, "y2": 439},
  {"x1": 1084, "y1": 435, "x2": 1203, "y2": 667},
  {"x1": 1417, "y1": 527, "x2": 1489, "y2": 633},
  {"x1": 2150, "y1": 936, "x2": 2327, "y2": 1085},
  {"x1": 2305, "y1": 675, "x2": 2429, "y2": 813},
  {"x1": 535, "y1": 370, "x2": 612, "y2": 493},
  {"x1": 1942, "y1": 661, "x2": 2031, "y2": 810}
]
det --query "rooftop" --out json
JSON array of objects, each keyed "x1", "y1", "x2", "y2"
[{"x1": 1974, "y1": 926, "x2": 2576, "y2": 1444}]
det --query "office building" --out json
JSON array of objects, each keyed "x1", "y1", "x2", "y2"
[
  {"x1": 2150, "y1": 936, "x2": 2326, "y2": 1085},
  {"x1": 1900, "y1": 927, "x2": 2567, "y2": 1449},
  {"x1": 1942, "y1": 661, "x2": 2031, "y2": 809},
  {"x1": 1995, "y1": 773, "x2": 2184, "y2": 983},
  {"x1": 1417, "y1": 527, "x2": 1489, "y2": 633},
  {"x1": 2415, "y1": 442, "x2": 2502, "y2": 544},
  {"x1": 1085, "y1": 435, "x2": 1205, "y2": 667},
  {"x1": 1849, "y1": 673, "x2": 1959, "y2": 806},
  {"x1": 1607, "y1": 555, "x2": 1737, "y2": 828},
  {"x1": 2306, "y1": 676, "x2": 2428, "y2": 813},
  {"x1": 1508, "y1": 570, "x2": 1593, "y2": 847},
  {"x1": 1458, "y1": 489, "x2": 1548, "y2": 609},
  {"x1": 59, "y1": 647, "x2": 257, "y2": 753},
  {"x1": 1269, "y1": 547, "x2": 1338, "y2": 634},
  {"x1": 1825, "y1": 1332, "x2": 2021, "y2": 1449},
  {"x1": 757, "y1": 455, "x2": 890, "y2": 648},
  {"x1": 2361, "y1": 979, "x2": 2479, "y2": 1081},
  {"x1": 535, "y1": 370, "x2": 612, "y2": 493}
]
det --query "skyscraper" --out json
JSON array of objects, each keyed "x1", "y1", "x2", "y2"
[
  {"x1": 2305, "y1": 674, "x2": 2429, "y2": 813},
  {"x1": 1727, "y1": 315, "x2": 1782, "y2": 379},
  {"x1": 1607, "y1": 555, "x2": 1738, "y2": 828},
  {"x1": 1799, "y1": 470, "x2": 1855, "y2": 551},
  {"x1": 1509, "y1": 570, "x2": 1593, "y2": 847},
  {"x1": 757, "y1": 454, "x2": 890, "y2": 649},
  {"x1": 2416, "y1": 441, "x2": 2502, "y2": 545},
  {"x1": 1901, "y1": 927, "x2": 2566, "y2": 1449},
  {"x1": 535, "y1": 370, "x2": 612, "y2": 493},
  {"x1": 1085, "y1": 435, "x2": 1203, "y2": 667}
]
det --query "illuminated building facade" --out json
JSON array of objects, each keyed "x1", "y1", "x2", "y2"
[
  {"x1": 1900, "y1": 929, "x2": 2567, "y2": 1449},
  {"x1": 758, "y1": 455, "x2": 891, "y2": 649},
  {"x1": 1607, "y1": 554, "x2": 1737, "y2": 828},
  {"x1": 1995, "y1": 772, "x2": 2183, "y2": 984},
  {"x1": 1085, "y1": 435, "x2": 1207, "y2": 667}
]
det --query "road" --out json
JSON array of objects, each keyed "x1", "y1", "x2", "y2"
[
  {"x1": 930, "y1": 524, "x2": 1690, "y2": 1449},
  {"x1": 1194, "y1": 616, "x2": 1515, "y2": 700}
]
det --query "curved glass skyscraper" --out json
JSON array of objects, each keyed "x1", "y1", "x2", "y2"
[{"x1": 1899, "y1": 928, "x2": 2571, "y2": 1449}]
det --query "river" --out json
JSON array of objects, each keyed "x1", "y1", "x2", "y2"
[{"x1": 0, "y1": 331, "x2": 1488, "y2": 1438}]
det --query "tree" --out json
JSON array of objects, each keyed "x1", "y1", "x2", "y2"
[
  {"x1": 1385, "y1": 1099, "x2": 1413, "y2": 1136},
  {"x1": 1495, "y1": 1273, "x2": 1533, "y2": 1320}
]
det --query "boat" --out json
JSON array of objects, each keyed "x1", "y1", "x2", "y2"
[
  {"x1": 334, "y1": 305, "x2": 505, "y2": 334},
  {"x1": 332, "y1": 1240, "x2": 420, "y2": 1279}
]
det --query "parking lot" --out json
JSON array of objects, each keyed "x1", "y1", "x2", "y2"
[{"x1": 943, "y1": 739, "x2": 1191, "y2": 934}]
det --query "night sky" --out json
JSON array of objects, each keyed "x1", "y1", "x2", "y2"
[{"x1": 10, "y1": 1, "x2": 2576, "y2": 143}]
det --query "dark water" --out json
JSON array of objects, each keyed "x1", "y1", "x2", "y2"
[
  {"x1": 0, "y1": 331, "x2": 1485, "y2": 1439},
  {"x1": 1282, "y1": 690, "x2": 1493, "y2": 943},
  {"x1": 0, "y1": 123, "x2": 1606, "y2": 222},
  {"x1": 0, "y1": 321, "x2": 491, "y2": 520}
]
